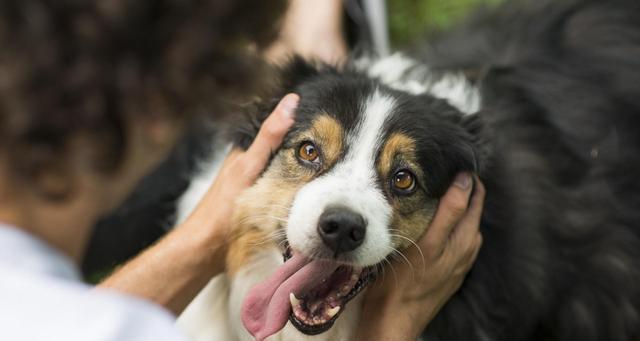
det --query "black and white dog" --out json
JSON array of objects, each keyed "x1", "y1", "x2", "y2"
[{"x1": 176, "y1": 0, "x2": 640, "y2": 340}]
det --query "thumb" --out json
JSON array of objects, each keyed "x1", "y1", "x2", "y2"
[{"x1": 243, "y1": 93, "x2": 299, "y2": 175}]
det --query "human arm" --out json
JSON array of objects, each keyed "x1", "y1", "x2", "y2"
[
  {"x1": 265, "y1": 0, "x2": 348, "y2": 64},
  {"x1": 357, "y1": 173, "x2": 485, "y2": 340},
  {"x1": 99, "y1": 94, "x2": 299, "y2": 315}
]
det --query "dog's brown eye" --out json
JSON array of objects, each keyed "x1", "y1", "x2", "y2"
[
  {"x1": 298, "y1": 142, "x2": 319, "y2": 163},
  {"x1": 392, "y1": 170, "x2": 416, "y2": 193}
]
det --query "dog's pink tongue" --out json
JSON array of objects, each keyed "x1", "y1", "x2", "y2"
[{"x1": 241, "y1": 252, "x2": 338, "y2": 341}]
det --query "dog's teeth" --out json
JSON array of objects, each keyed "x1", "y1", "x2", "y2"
[
  {"x1": 327, "y1": 306, "x2": 340, "y2": 318},
  {"x1": 289, "y1": 293, "x2": 301, "y2": 307}
]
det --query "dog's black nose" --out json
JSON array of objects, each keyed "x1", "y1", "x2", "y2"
[{"x1": 317, "y1": 206, "x2": 366, "y2": 255}]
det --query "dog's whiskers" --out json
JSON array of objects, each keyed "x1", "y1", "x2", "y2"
[
  {"x1": 388, "y1": 231, "x2": 426, "y2": 271},
  {"x1": 390, "y1": 247, "x2": 415, "y2": 274},
  {"x1": 246, "y1": 229, "x2": 288, "y2": 246},
  {"x1": 379, "y1": 243, "x2": 417, "y2": 284},
  {"x1": 381, "y1": 257, "x2": 399, "y2": 290},
  {"x1": 236, "y1": 214, "x2": 288, "y2": 227},
  {"x1": 248, "y1": 203, "x2": 292, "y2": 212}
]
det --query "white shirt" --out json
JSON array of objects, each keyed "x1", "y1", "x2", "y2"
[{"x1": 0, "y1": 224, "x2": 188, "y2": 341}]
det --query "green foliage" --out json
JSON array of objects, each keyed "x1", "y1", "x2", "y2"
[{"x1": 388, "y1": 0, "x2": 504, "y2": 47}]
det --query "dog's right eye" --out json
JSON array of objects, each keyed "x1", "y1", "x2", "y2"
[{"x1": 297, "y1": 141, "x2": 320, "y2": 164}]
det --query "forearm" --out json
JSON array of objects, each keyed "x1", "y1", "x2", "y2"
[{"x1": 99, "y1": 215, "x2": 226, "y2": 315}]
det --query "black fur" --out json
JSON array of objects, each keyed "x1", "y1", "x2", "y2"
[
  {"x1": 422, "y1": 1, "x2": 640, "y2": 340},
  {"x1": 233, "y1": 0, "x2": 640, "y2": 340}
]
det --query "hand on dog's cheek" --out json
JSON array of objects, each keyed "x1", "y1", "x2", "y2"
[
  {"x1": 356, "y1": 173, "x2": 485, "y2": 341},
  {"x1": 184, "y1": 93, "x2": 299, "y2": 269},
  {"x1": 100, "y1": 94, "x2": 298, "y2": 315}
]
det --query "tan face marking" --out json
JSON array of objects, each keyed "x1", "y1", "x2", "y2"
[
  {"x1": 226, "y1": 114, "x2": 345, "y2": 275},
  {"x1": 377, "y1": 133, "x2": 417, "y2": 177},
  {"x1": 226, "y1": 172, "x2": 300, "y2": 276},
  {"x1": 377, "y1": 133, "x2": 438, "y2": 249},
  {"x1": 294, "y1": 114, "x2": 344, "y2": 169}
]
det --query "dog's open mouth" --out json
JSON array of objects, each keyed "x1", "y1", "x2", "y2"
[
  {"x1": 282, "y1": 247, "x2": 376, "y2": 335},
  {"x1": 241, "y1": 245, "x2": 377, "y2": 340}
]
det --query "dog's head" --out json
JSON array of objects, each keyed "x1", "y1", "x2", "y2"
[{"x1": 232, "y1": 57, "x2": 483, "y2": 337}]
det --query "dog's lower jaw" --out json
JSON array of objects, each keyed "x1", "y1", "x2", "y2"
[
  {"x1": 280, "y1": 294, "x2": 363, "y2": 341},
  {"x1": 177, "y1": 247, "x2": 364, "y2": 341},
  {"x1": 234, "y1": 248, "x2": 364, "y2": 340}
]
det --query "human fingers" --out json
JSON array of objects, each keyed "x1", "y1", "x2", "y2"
[
  {"x1": 467, "y1": 233, "x2": 483, "y2": 269},
  {"x1": 423, "y1": 172, "x2": 474, "y2": 253},
  {"x1": 450, "y1": 177, "x2": 486, "y2": 249},
  {"x1": 242, "y1": 93, "x2": 298, "y2": 177},
  {"x1": 460, "y1": 176, "x2": 485, "y2": 229}
]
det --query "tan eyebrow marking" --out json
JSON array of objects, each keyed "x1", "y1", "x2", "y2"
[
  {"x1": 377, "y1": 133, "x2": 417, "y2": 177},
  {"x1": 308, "y1": 114, "x2": 344, "y2": 167}
]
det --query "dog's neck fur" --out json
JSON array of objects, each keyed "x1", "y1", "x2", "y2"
[{"x1": 354, "y1": 53, "x2": 482, "y2": 116}]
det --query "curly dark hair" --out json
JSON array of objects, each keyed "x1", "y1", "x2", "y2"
[{"x1": 0, "y1": 0, "x2": 286, "y2": 195}]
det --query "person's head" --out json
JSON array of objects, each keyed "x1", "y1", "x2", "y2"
[{"x1": 0, "y1": 0, "x2": 286, "y2": 258}]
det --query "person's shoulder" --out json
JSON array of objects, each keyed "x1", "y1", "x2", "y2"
[{"x1": 0, "y1": 266, "x2": 187, "y2": 341}]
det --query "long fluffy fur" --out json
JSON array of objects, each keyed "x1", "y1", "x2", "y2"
[{"x1": 419, "y1": 1, "x2": 640, "y2": 340}]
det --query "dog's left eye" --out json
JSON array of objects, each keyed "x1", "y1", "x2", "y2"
[
  {"x1": 391, "y1": 169, "x2": 416, "y2": 194},
  {"x1": 297, "y1": 141, "x2": 320, "y2": 164}
]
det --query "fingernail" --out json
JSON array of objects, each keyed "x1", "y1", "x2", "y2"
[
  {"x1": 279, "y1": 94, "x2": 299, "y2": 120},
  {"x1": 453, "y1": 172, "x2": 471, "y2": 190}
]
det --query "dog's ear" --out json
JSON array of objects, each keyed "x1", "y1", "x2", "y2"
[
  {"x1": 227, "y1": 56, "x2": 320, "y2": 150},
  {"x1": 421, "y1": 100, "x2": 489, "y2": 197},
  {"x1": 278, "y1": 56, "x2": 323, "y2": 94},
  {"x1": 430, "y1": 120, "x2": 487, "y2": 198},
  {"x1": 428, "y1": 125, "x2": 484, "y2": 198},
  {"x1": 459, "y1": 113, "x2": 487, "y2": 174}
]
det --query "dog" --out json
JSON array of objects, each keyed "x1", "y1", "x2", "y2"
[{"x1": 175, "y1": 0, "x2": 640, "y2": 340}]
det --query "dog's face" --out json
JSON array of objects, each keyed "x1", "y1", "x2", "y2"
[{"x1": 232, "y1": 59, "x2": 480, "y2": 336}]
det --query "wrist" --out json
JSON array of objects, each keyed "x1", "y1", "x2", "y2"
[{"x1": 177, "y1": 214, "x2": 229, "y2": 277}]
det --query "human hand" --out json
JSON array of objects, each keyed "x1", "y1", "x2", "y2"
[
  {"x1": 180, "y1": 94, "x2": 299, "y2": 271},
  {"x1": 356, "y1": 173, "x2": 485, "y2": 341},
  {"x1": 100, "y1": 95, "x2": 299, "y2": 315}
]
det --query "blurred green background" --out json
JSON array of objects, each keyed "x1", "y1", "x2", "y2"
[{"x1": 388, "y1": 0, "x2": 505, "y2": 47}]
